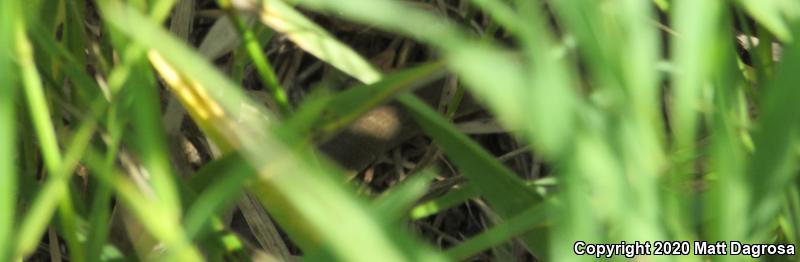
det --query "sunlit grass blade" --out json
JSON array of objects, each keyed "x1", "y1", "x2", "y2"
[{"x1": 258, "y1": 0, "x2": 383, "y2": 84}]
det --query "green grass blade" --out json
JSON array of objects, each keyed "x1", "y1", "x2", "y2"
[
  {"x1": 398, "y1": 94, "x2": 546, "y2": 254},
  {"x1": 258, "y1": 0, "x2": 383, "y2": 84},
  {"x1": 101, "y1": 3, "x2": 186, "y2": 240},
  {"x1": 124, "y1": 53, "x2": 185, "y2": 221},
  {"x1": 81, "y1": 146, "x2": 203, "y2": 261},
  {"x1": 445, "y1": 202, "x2": 551, "y2": 261},
  {"x1": 0, "y1": 0, "x2": 20, "y2": 259},
  {"x1": 15, "y1": 13, "x2": 69, "y2": 256},
  {"x1": 670, "y1": 0, "x2": 724, "y2": 157},
  {"x1": 184, "y1": 153, "x2": 254, "y2": 238},
  {"x1": 19, "y1": 19, "x2": 62, "y2": 179},
  {"x1": 218, "y1": 0, "x2": 292, "y2": 116},
  {"x1": 747, "y1": 25, "x2": 800, "y2": 241},
  {"x1": 668, "y1": 0, "x2": 727, "y2": 242},
  {"x1": 17, "y1": 106, "x2": 98, "y2": 259},
  {"x1": 737, "y1": 0, "x2": 799, "y2": 42},
  {"x1": 410, "y1": 184, "x2": 476, "y2": 220},
  {"x1": 783, "y1": 185, "x2": 800, "y2": 244},
  {"x1": 64, "y1": 0, "x2": 88, "y2": 73},
  {"x1": 704, "y1": 29, "x2": 750, "y2": 262},
  {"x1": 373, "y1": 170, "x2": 435, "y2": 225},
  {"x1": 28, "y1": 20, "x2": 104, "y2": 104},
  {"x1": 549, "y1": 0, "x2": 671, "y2": 249},
  {"x1": 399, "y1": 94, "x2": 542, "y2": 209}
]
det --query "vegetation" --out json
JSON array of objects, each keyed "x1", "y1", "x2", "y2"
[{"x1": 2, "y1": 0, "x2": 800, "y2": 260}]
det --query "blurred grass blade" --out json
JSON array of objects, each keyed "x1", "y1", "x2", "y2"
[
  {"x1": 411, "y1": 179, "x2": 557, "y2": 220},
  {"x1": 180, "y1": 153, "x2": 275, "y2": 259},
  {"x1": 184, "y1": 153, "x2": 254, "y2": 238},
  {"x1": 97, "y1": 2, "x2": 205, "y2": 260},
  {"x1": 198, "y1": 14, "x2": 258, "y2": 60},
  {"x1": 19, "y1": 14, "x2": 62, "y2": 183},
  {"x1": 373, "y1": 170, "x2": 435, "y2": 224},
  {"x1": 258, "y1": 0, "x2": 383, "y2": 84},
  {"x1": 122, "y1": 52, "x2": 185, "y2": 220},
  {"x1": 81, "y1": 146, "x2": 203, "y2": 261},
  {"x1": 549, "y1": 0, "x2": 669, "y2": 250},
  {"x1": 783, "y1": 185, "x2": 800, "y2": 244},
  {"x1": 28, "y1": 21, "x2": 104, "y2": 103},
  {"x1": 747, "y1": 24, "x2": 800, "y2": 241},
  {"x1": 707, "y1": 52, "x2": 750, "y2": 247},
  {"x1": 398, "y1": 94, "x2": 542, "y2": 214},
  {"x1": 15, "y1": 9, "x2": 70, "y2": 256},
  {"x1": 17, "y1": 106, "x2": 98, "y2": 258},
  {"x1": 64, "y1": 0, "x2": 88, "y2": 72},
  {"x1": 411, "y1": 184, "x2": 476, "y2": 220},
  {"x1": 398, "y1": 94, "x2": 546, "y2": 254},
  {"x1": 445, "y1": 202, "x2": 551, "y2": 261},
  {"x1": 737, "y1": 0, "x2": 799, "y2": 42},
  {"x1": 671, "y1": 0, "x2": 724, "y2": 159},
  {"x1": 668, "y1": 0, "x2": 726, "y2": 241},
  {"x1": 286, "y1": 0, "x2": 468, "y2": 49},
  {"x1": 0, "y1": 0, "x2": 20, "y2": 259}
]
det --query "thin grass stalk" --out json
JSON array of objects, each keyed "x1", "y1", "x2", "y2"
[{"x1": 218, "y1": 0, "x2": 292, "y2": 116}]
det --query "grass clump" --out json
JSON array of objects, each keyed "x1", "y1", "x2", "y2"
[{"x1": 2, "y1": 0, "x2": 800, "y2": 261}]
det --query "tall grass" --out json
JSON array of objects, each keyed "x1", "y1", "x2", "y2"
[{"x1": 2, "y1": 0, "x2": 800, "y2": 261}]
